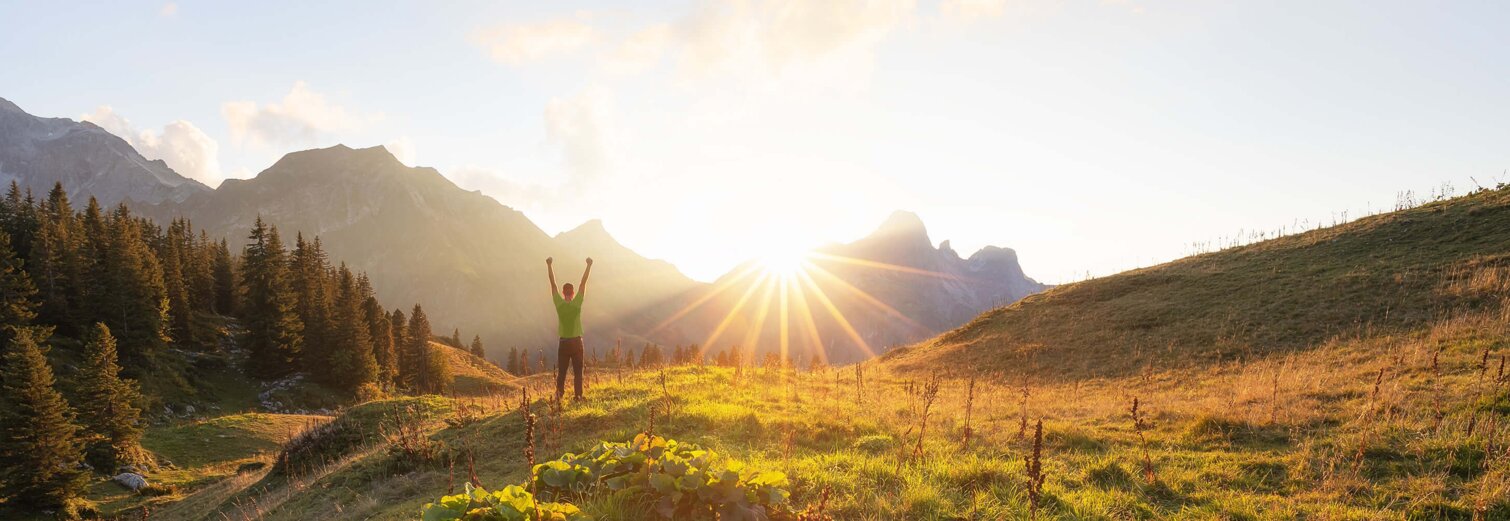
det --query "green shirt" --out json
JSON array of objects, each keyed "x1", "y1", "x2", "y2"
[{"x1": 553, "y1": 291, "x2": 585, "y2": 339}]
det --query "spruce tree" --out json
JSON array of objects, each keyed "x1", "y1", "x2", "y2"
[
  {"x1": 160, "y1": 232, "x2": 194, "y2": 349},
  {"x1": 366, "y1": 297, "x2": 397, "y2": 388},
  {"x1": 507, "y1": 347, "x2": 520, "y2": 374},
  {"x1": 240, "y1": 219, "x2": 303, "y2": 379},
  {"x1": 404, "y1": 305, "x2": 435, "y2": 392},
  {"x1": 0, "y1": 182, "x2": 40, "y2": 262},
  {"x1": 212, "y1": 239, "x2": 237, "y2": 315},
  {"x1": 28, "y1": 217, "x2": 73, "y2": 331},
  {"x1": 0, "y1": 231, "x2": 39, "y2": 344},
  {"x1": 0, "y1": 327, "x2": 86, "y2": 510},
  {"x1": 325, "y1": 265, "x2": 377, "y2": 393},
  {"x1": 76, "y1": 323, "x2": 147, "y2": 470},
  {"x1": 469, "y1": 335, "x2": 484, "y2": 359},
  {"x1": 291, "y1": 234, "x2": 332, "y2": 374},
  {"x1": 98, "y1": 205, "x2": 171, "y2": 368}
]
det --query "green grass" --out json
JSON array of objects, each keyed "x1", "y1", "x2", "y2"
[
  {"x1": 61, "y1": 186, "x2": 1510, "y2": 519},
  {"x1": 887, "y1": 185, "x2": 1510, "y2": 380}
]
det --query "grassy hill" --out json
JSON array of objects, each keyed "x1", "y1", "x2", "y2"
[
  {"x1": 884, "y1": 185, "x2": 1510, "y2": 379},
  {"x1": 73, "y1": 187, "x2": 1510, "y2": 519}
]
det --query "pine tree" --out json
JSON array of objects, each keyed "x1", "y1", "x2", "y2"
[
  {"x1": 160, "y1": 229, "x2": 194, "y2": 349},
  {"x1": 366, "y1": 297, "x2": 397, "y2": 388},
  {"x1": 98, "y1": 205, "x2": 171, "y2": 368},
  {"x1": 507, "y1": 347, "x2": 520, "y2": 374},
  {"x1": 0, "y1": 327, "x2": 86, "y2": 509},
  {"x1": 0, "y1": 231, "x2": 39, "y2": 352},
  {"x1": 404, "y1": 305, "x2": 449, "y2": 393},
  {"x1": 325, "y1": 265, "x2": 377, "y2": 393},
  {"x1": 76, "y1": 323, "x2": 147, "y2": 470},
  {"x1": 469, "y1": 335, "x2": 485, "y2": 359},
  {"x1": 521, "y1": 349, "x2": 532, "y2": 376},
  {"x1": 33, "y1": 184, "x2": 83, "y2": 335},
  {"x1": 240, "y1": 219, "x2": 303, "y2": 379},
  {"x1": 212, "y1": 239, "x2": 237, "y2": 315},
  {"x1": 0, "y1": 182, "x2": 40, "y2": 263},
  {"x1": 291, "y1": 234, "x2": 332, "y2": 374}
]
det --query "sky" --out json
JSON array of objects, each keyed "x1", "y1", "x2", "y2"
[{"x1": 2, "y1": 1, "x2": 1507, "y2": 283}]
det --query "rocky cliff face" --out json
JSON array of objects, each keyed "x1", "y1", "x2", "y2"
[{"x1": 0, "y1": 97, "x2": 208, "y2": 205}]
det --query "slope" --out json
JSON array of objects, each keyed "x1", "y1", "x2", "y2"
[
  {"x1": 0, "y1": 97, "x2": 210, "y2": 205},
  {"x1": 885, "y1": 184, "x2": 1510, "y2": 379}
]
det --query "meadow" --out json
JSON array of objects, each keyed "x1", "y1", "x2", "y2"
[{"x1": 121, "y1": 302, "x2": 1509, "y2": 520}]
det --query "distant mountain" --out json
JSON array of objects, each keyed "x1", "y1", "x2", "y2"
[
  {"x1": 0, "y1": 97, "x2": 209, "y2": 205},
  {"x1": 685, "y1": 211, "x2": 1048, "y2": 363},
  {"x1": 0, "y1": 98, "x2": 1049, "y2": 363},
  {"x1": 147, "y1": 144, "x2": 704, "y2": 358}
]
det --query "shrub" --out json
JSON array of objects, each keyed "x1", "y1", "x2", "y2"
[
  {"x1": 852, "y1": 434, "x2": 894, "y2": 453},
  {"x1": 422, "y1": 483, "x2": 582, "y2": 521},
  {"x1": 421, "y1": 434, "x2": 794, "y2": 520},
  {"x1": 138, "y1": 482, "x2": 178, "y2": 496},
  {"x1": 532, "y1": 433, "x2": 791, "y2": 520}
]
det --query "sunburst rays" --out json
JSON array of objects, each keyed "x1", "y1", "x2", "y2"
[{"x1": 657, "y1": 250, "x2": 950, "y2": 364}]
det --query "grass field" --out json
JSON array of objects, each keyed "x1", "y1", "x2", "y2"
[
  {"x1": 76, "y1": 187, "x2": 1510, "y2": 519},
  {"x1": 130, "y1": 302, "x2": 1509, "y2": 519}
]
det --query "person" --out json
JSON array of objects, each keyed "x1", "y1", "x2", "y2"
[{"x1": 547, "y1": 256, "x2": 592, "y2": 400}]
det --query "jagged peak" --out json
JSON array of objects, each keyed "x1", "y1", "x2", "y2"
[
  {"x1": 556, "y1": 219, "x2": 616, "y2": 243},
  {"x1": 0, "y1": 97, "x2": 24, "y2": 114},
  {"x1": 866, "y1": 210, "x2": 933, "y2": 248}
]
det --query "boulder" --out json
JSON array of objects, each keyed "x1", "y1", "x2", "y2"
[{"x1": 113, "y1": 472, "x2": 148, "y2": 491}]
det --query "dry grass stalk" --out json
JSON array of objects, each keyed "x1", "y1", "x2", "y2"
[
  {"x1": 519, "y1": 386, "x2": 536, "y2": 488},
  {"x1": 1018, "y1": 383, "x2": 1031, "y2": 439},
  {"x1": 1131, "y1": 397, "x2": 1156, "y2": 484},
  {"x1": 962, "y1": 374, "x2": 976, "y2": 448},
  {"x1": 1025, "y1": 419, "x2": 1045, "y2": 521},
  {"x1": 1431, "y1": 348, "x2": 1446, "y2": 433},
  {"x1": 910, "y1": 372, "x2": 942, "y2": 464},
  {"x1": 796, "y1": 485, "x2": 833, "y2": 521}
]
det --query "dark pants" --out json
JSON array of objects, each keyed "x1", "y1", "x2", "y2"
[{"x1": 557, "y1": 336, "x2": 584, "y2": 399}]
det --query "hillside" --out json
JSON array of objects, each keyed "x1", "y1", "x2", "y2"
[
  {"x1": 57, "y1": 187, "x2": 1510, "y2": 519},
  {"x1": 0, "y1": 97, "x2": 209, "y2": 205},
  {"x1": 148, "y1": 144, "x2": 705, "y2": 357},
  {"x1": 885, "y1": 185, "x2": 1510, "y2": 379}
]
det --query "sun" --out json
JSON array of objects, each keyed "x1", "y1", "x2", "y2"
[{"x1": 759, "y1": 248, "x2": 808, "y2": 278}]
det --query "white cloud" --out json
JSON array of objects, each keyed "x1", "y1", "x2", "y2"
[
  {"x1": 940, "y1": 0, "x2": 1007, "y2": 20},
  {"x1": 221, "y1": 81, "x2": 376, "y2": 148},
  {"x1": 159, "y1": 2, "x2": 178, "y2": 17},
  {"x1": 602, "y1": 24, "x2": 672, "y2": 75},
  {"x1": 82, "y1": 106, "x2": 224, "y2": 186},
  {"x1": 470, "y1": 14, "x2": 597, "y2": 65},
  {"x1": 385, "y1": 136, "x2": 416, "y2": 166},
  {"x1": 544, "y1": 87, "x2": 611, "y2": 186},
  {"x1": 651, "y1": 0, "x2": 915, "y2": 82}
]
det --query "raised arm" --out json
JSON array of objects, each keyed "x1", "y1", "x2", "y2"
[
  {"x1": 547, "y1": 257, "x2": 558, "y2": 297},
  {"x1": 579, "y1": 257, "x2": 594, "y2": 296}
]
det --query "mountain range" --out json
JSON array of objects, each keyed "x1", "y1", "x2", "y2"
[{"x1": 0, "y1": 97, "x2": 1047, "y2": 364}]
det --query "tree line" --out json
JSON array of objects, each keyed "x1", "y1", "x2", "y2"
[{"x1": 0, "y1": 182, "x2": 461, "y2": 514}]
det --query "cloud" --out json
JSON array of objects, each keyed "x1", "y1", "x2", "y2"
[
  {"x1": 385, "y1": 136, "x2": 416, "y2": 166},
  {"x1": 939, "y1": 0, "x2": 1007, "y2": 20},
  {"x1": 159, "y1": 2, "x2": 177, "y2": 17},
  {"x1": 221, "y1": 81, "x2": 376, "y2": 148},
  {"x1": 544, "y1": 87, "x2": 611, "y2": 186},
  {"x1": 470, "y1": 14, "x2": 597, "y2": 65},
  {"x1": 603, "y1": 24, "x2": 673, "y2": 74},
  {"x1": 82, "y1": 106, "x2": 224, "y2": 186},
  {"x1": 641, "y1": 0, "x2": 915, "y2": 82}
]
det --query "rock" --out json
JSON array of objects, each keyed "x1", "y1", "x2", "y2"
[
  {"x1": 184, "y1": 405, "x2": 196, "y2": 415},
  {"x1": 113, "y1": 472, "x2": 148, "y2": 491}
]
